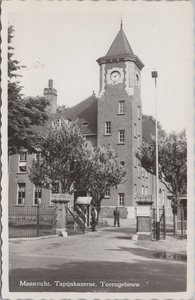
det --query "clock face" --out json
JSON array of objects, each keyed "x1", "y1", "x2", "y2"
[{"x1": 110, "y1": 71, "x2": 121, "y2": 84}]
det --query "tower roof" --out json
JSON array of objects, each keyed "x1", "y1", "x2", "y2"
[
  {"x1": 97, "y1": 24, "x2": 144, "y2": 70},
  {"x1": 106, "y1": 26, "x2": 134, "y2": 57}
]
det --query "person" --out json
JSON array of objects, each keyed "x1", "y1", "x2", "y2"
[
  {"x1": 91, "y1": 207, "x2": 97, "y2": 232},
  {"x1": 113, "y1": 207, "x2": 120, "y2": 227}
]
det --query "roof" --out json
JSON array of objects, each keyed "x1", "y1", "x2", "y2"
[
  {"x1": 106, "y1": 27, "x2": 134, "y2": 57},
  {"x1": 97, "y1": 26, "x2": 144, "y2": 70},
  {"x1": 61, "y1": 94, "x2": 98, "y2": 135}
]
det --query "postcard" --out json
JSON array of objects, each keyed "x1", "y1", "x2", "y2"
[{"x1": 1, "y1": 1, "x2": 194, "y2": 299}]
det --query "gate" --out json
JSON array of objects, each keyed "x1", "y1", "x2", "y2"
[
  {"x1": 151, "y1": 206, "x2": 166, "y2": 240},
  {"x1": 9, "y1": 204, "x2": 56, "y2": 238}
]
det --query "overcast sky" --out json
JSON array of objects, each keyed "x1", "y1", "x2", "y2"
[{"x1": 4, "y1": 1, "x2": 193, "y2": 133}]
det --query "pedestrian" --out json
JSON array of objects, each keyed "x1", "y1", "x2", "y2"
[
  {"x1": 113, "y1": 207, "x2": 120, "y2": 227},
  {"x1": 91, "y1": 207, "x2": 97, "y2": 232}
]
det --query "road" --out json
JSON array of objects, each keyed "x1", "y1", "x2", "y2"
[{"x1": 9, "y1": 223, "x2": 187, "y2": 293}]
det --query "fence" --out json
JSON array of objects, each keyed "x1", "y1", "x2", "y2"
[{"x1": 9, "y1": 204, "x2": 56, "y2": 238}]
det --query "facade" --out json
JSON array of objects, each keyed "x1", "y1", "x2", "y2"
[{"x1": 8, "y1": 24, "x2": 171, "y2": 219}]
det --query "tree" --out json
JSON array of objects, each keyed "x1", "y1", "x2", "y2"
[
  {"x1": 29, "y1": 119, "x2": 126, "y2": 222},
  {"x1": 8, "y1": 25, "x2": 49, "y2": 155},
  {"x1": 57, "y1": 104, "x2": 68, "y2": 113},
  {"x1": 28, "y1": 119, "x2": 88, "y2": 193},
  {"x1": 137, "y1": 126, "x2": 187, "y2": 234},
  {"x1": 74, "y1": 145, "x2": 127, "y2": 220}
]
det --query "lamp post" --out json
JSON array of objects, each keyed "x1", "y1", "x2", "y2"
[{"x1": 151, "y1": 71, "x2": 160, "y2": 241}]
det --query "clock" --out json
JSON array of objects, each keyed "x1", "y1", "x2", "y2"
[{"x1": 110, "y1": 70, "x2": 121, "y2": 84}]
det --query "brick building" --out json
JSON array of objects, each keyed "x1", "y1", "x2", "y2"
[{"x1": 8, "y1": 24, "x2": 170, "y2": 219}]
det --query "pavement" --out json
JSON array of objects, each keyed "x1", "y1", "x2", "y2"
[{"x1": 9, "y1": 218, "x2": 187, "y2": 293}]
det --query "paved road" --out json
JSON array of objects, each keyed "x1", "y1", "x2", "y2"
[{"x1": 9, "y1": 224, "x2": 186, "y2": 293}]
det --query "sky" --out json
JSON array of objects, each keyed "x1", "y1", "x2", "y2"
[{"x1": 3, "y1": 1, "x2": 193, "y2": 133}]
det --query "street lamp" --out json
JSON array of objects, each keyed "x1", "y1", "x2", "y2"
[{"x1": 151, "y1": 71, "x2": 160, "y2": 241}]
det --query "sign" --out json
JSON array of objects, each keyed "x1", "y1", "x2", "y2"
[
  {"x1": 51, "y1": 193, "x2": 72, "y2": 202},
  {"x1": 136, "y1": 206, "x2": 151, "y2": 217},
  {"x1": 75, "y1": 197, "x2": 92, "y2": 205}
]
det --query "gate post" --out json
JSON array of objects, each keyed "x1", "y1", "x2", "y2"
[{"x1": 36, "y1": 199, "x2": 41, "y2": 237}]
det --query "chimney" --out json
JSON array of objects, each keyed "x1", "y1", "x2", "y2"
[{"x1": 44, "y1": 79, "x2": 57, "y2": 114}]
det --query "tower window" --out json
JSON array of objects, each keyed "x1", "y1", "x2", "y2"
[
  {"x1": 137, "y1": 135, "x2": 141, "y2": 148},
  {"x1": 118, "y1": 100, "x2": 125, "y2": 114},
  {"x1": 82, "y1": 121, "x2": 89, "y2": 127},
  {"x1": 105, "y1": 121, "x2": 111, "y2": 135},
  {"x1": 118, "y1": 130, "x2": 125, "y2": 143},
  {"x1": 18, "y1": 152, "x2": 27, "y2": 173},
  {"x1": 134, "y1": 123, "x2": 137, "y2": 137},
  {"x1": 134, "y1": 184, "x2": 137, "y2": 197},
  {"x1": 138, "y1": 106, "x2": 141, "y2": 119},
  {"x1": 17, "y1": 183, "x2": 26, "y2": 205},
  {"x1": 118, "y1": 193, "x2": 125, "y2": 206},
  {"x1": 145, "y1": 186, "x2": 148, "y2": 195},
  {"x1": 141, "y1": 186, "x2": 145, "y2": 195},
  {"x1": 34, "y1": 186, "x2": 42, "y2": 205}
]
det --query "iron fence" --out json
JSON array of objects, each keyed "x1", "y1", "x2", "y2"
[{"x1": 9, "y1": 204, "x2": 56, "y2": 238}]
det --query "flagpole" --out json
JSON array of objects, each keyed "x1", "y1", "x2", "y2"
[{"x1": 151, "y1": 71, "x2": 160, "y2": 241}]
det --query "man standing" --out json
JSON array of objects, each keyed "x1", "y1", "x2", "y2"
[{"x1": 113, "y1": 207, "x2": 120, "y2": 227}]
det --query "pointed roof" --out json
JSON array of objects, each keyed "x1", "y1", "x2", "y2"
[
  {"x1": 106, "y1": 26, "x2": 134, "y2": 57},
  {"x1": 97, "y1": 24, "x2": 144, "y2": 70}
]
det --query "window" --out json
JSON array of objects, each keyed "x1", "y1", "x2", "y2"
[
  {"x1": 52, "y1": 182, "x2": 60, "y2": 194},
  {"x1": 120, "y1": 161, "x2": 125, "y2": 166},
  {"x1": 137, "y1": 135, "x2": 141, "y2": 148},
  {"x1": 105, "y1": 121, "x2": 111, "y2": 135},
  {"x1": 134, "y1": 123, "x2": 137, "y2": 137},
  {"x1": 118, "y1": 130, "x2": 125, "y2": 143},
  {"x1": 141, "y1": 186, "x2": 144, "y2": 195},
  {"x1": 104, "y1": 188, "x2": 110, "y2": 198},
  {"x1": 138, "y1": 106, "x2": 141, "y2": 119},
  {"x1": 145, "y1": 186, "x2": 148, "y2": 195},
  {"x1": 138, "y1": 164, "x2": 141, "y2": 177},
  {"x1": 145, "y1": 170, "x2": 148, "y2": 178},
  {"x1": 35, "y1": 151, "x2": 43, "y2": 161},
  {"x1": 34, "y1": 186, "x2": 42, "y2": 205},
  {"x1": 18, "y1": 152, "x2": 27, "y2": 173},
  {"x1": 118, "y1": 100, "x2": 125, "y2": 114},
  {"x1": 17, "y1": 183, "x2": 26, "y2": 205},
  {"x1": 118, "y1": 193, "x2": 125, "y2": 206},
  {"x1": 134, "y1": 156, "x2": 137, "y2": 168},
  {"x1": 82, "y1": 121, "x2": 88, "y2": 127},
  {"x1": 134, "y1": 184, "x2": 137, "y2": 196},
  {"x1": 52, "y1": 119, "x2": 61, "y2": 127},
  {"x1": 141, "y1": 167, "x2": 145, "y2": 177}
]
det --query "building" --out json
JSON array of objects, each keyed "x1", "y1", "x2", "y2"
[{"x1": 8, "y1": 24, "x2": 171, "y2": 219}]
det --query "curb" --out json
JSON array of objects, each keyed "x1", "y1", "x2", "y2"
[{"x1": 9, "y1": 235, "x2": 58, "y2": 242}]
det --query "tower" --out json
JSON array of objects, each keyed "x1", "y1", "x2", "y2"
[
  {"x1": 97, "y1": 23, "x2": 144, "y2": 216},
  {"x1": 44, "y1": 79, "x2": 57, "y2": 114}
]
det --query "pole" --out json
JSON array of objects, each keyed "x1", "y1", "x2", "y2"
[{"x1": 152, "y1": 71, "x2": 160, "y2": 241}]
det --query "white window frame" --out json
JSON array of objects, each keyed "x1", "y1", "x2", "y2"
[
  {"x1": 105, "y1": 121, "x2": 111, "y2": 135},
  {"x1": 34, "y1": 185, "x2": 42, "y2": 205},
  {"x1": 138, "y1": 106, "x2": 141, "y2": 119},
  {"x1": 104, "y1": 188, "x2": 110, "y2": 198},
  {"x1": 137, "y1": 135, "x2": 141, "y2": 148},
  {"x1": 134, "y1": 123, "x2": 137, "y2": 137},
  {"x1": 52, "y1": 119, "x2": 61, "y2": 127},
  {"x1": 141, "y1": 186, "x2": 145, "y2": 195},
  {"x1": 118, "y1": 130, "x2": 125, "y2": 144},
  {"x1": 18, "y1": 152, "x2": 27, "y2": 173},
  {"x1": 134, "y1": 184, "x2": 137, "y2": 197},
  {"x1": 118, "y1": 100, "x2": 125, "y2": 114},
  {"x1": 138, "y1": 164, "x2": 141, "y2": 177},
  {"x1": 17, "y1": 183, "x2": 26, "y2": 205},
  {"x1": 145, "y1": 186, "x2": 148, "y2": 195},
  {"x1": 118, "y1": 193, "x2": 125, "y2": 206},
  {"x1": 35, "y1": 151, "x2": 43, "y2": 161}
]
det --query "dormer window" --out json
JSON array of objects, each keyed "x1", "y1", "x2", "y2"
[
  {"x1": 52, "y1": 119, "x2": 61, "y2": 127},
  {"x1": 82, "y1": 121, "x2": 89, "y2": 127}
]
